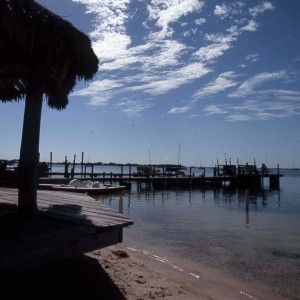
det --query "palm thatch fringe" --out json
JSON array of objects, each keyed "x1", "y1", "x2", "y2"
[{"x1": 0, "y1": 0, "x2": 99, "y2": 109}]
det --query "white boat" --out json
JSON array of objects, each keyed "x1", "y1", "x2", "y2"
[{"x1": 39, "y1": 179, "x2": 126, "y2": 194}]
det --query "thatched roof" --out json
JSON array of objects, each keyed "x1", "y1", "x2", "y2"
[{"x1": 0, "y1": 0, "x2": 99, "y2": 109}]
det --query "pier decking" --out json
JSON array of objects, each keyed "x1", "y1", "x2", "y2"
[
  {"x1": 0, "y1": 188, "x2": 133, "y2": 276},
  {"x1": 38, "y1": 162, "x2": 283, "y2": 190},
  {"x1": 40, "y1": 170, "x2": 283, "y2": 190}
]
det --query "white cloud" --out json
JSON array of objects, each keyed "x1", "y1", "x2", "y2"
[
  {"x1": 204, "y1": 105, "x2": 227, "y2": 115},
  {"x1": 87, "y1": 95, "x2": 113, "y2": 107},
  {"x1": 127, "y1": 63, "x2": 211, "y2": 95},
  {"x1": 72, "y1": 0, "x2": 133, "y2": 66},
  {"x1": 204, "y1": 97, "x2": 300, "y2": 122},
  {"x1": 214, "y1": 2, "x2": 245, "y2": 20},
  {"x1": 227, "y1": 99, "x2": 300, "y2": 121},
  {"x1": 115, "y1": 99, "x2": 154, "y2": 117},
  {"x1": 100, "y1": 55, "x2": 140, "y2": 71},
  {"x1": 194, "y1": 71, "x2": 239, "y2": 99},
  {"x1": 249, "y1": 1, "x2": 275, "y2": 17},
  {"x1": 194, "y1": 26, "x2": 239, "y2": 63},
  {"x1": 168, "y1": 106, "x2": 192, "y2": 114},
  {"x1": 273, "y1": 90, "x2": 300, "y2": 101},
  {"x1": 245, "y1": 53, "x2": 259, "y2": 62},
  {"x1": 229, "y1": 71, "x2": 287, "y2": 98},
  {"x1": 195, "y1": 43, "x2": 231, "y2": 63},
  {"x1": 214, "y1": 4, "x2": 229, "y2": 19},
  {"x1": 240, "y1": 20, "x2": 259, "y2": 32},
  {"x1": 226, "y1": 114, "x2": 252, "y2": 121},
  {"x1": 187, "y1": 114, "x2": 201, "y2": 118},
  {"x1": 92, "y1": 32, "x2": 132, "y2": 61},
  {"x1": 147, "y1": 0, "x2": 204, "y2": 38},
  {"x1": 72, "y1": 79, "x2": 123, "y2": 96},
  {"x1": 143, "y1": 40, "x2": 187, "y2": 69},
  {"x1": 70, "y1": 0, "x2": 285, "y2": 120},
  {"x1": 72, "y1": 79, "x2": 124, "y2": 108},
  {"x1": 195, "y1": 18, "x2": 206, "y2": 26}
]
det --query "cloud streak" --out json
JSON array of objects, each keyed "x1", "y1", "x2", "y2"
[
  {"x1": 229, "y1": 71, "x2": 287, "y2": 98},
  {"x1": 193, "y1": 71, "x2": 239, "y2": 99},
  {"x1": 203, "y1": 97, "x2": 300, "y2": 122},
  {"x1": 69, "y1": 0, "x2": 294, "y2": 122},
  {"x1": 249, "y1": 1, "x2": 275, "y2": 17}
]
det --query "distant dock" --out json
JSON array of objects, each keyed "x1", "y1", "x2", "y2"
[{"x1": 40, "y1": 163, "x2": 283, "y2": 190}]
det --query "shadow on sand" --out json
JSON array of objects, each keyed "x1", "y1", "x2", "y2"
[{"x1": 1, "y1": 254, "x2": 126, "y2": 299}]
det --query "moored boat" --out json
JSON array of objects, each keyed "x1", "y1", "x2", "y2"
[{"x1": 39, "y1": 179, "x2": 126, "y2": 194}]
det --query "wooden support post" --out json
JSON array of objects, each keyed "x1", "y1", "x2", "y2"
[
  {"x1": 119, "y1": 197, "x2": 123, "y2": 214},
  {"x1": 49, "y1": 152, "x2": 52, "y2": 178},
  {"x1": 71, "y1": 154, "x2": 76, "y2": 179},
  {"x1": 81, "y1": 152, "x2": 84, "y2": 178},
  {"x1": 129, "y1": 165, "x2": 131, "y2": 180},
  {"x1": 64, "y1": 156, "x2": 69, "y2": 178},
  {"x1": 269, "y1": 175, "x2": 280, "y2": 190}
]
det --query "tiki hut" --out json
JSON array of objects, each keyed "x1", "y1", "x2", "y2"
[{"x1": 0, "y1": 0, "x2": 99, "y2": 215}]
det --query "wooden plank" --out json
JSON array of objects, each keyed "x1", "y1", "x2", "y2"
[
  {"x1": 0, "y1": 214, "x2": 123, "y2": 276},
  {"x1": 36, "y1": 191, "x2": 131, "y2": 224},
  {"x1": 35, "y1": 197, "x2": 129, "y2": 220},
  {"x1": 39, "y1": 203, "x2": 131, "y2": 225},
  {"x1": 36, "y1": 192, "x2": 116, "y2": 211},
  {"x1": 37, "y1": 204, "x2": 129, "y2": 227},
  {"x1": 0, "y1": 188, "x2": 133, "y2": 276},
  {"x1": 0, "y1": 188, "x2": 133, "y2": 227},
  {"x1": 0, "y1": 193, "x2": 131, "y2": 227}
]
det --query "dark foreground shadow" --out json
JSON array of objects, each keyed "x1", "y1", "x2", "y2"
[{"x1": 0, "y1": 255, "x2": 126, "y2": 300}]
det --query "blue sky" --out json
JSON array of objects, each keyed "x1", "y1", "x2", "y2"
[{"x1": 1, "y1": 0, "x2": 300, "y2": 167}]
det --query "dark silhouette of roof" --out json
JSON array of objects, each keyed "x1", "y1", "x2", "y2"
[{"x1": 0, "y1": 0, "x2": 99, "y2": 109}]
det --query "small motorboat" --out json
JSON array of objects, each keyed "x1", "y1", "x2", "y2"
[{"x1": 39, "y1": 179, "x2": 126, "y2": 194}]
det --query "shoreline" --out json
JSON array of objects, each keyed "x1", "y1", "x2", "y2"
[
  {"x1": 118, "y1": 233, "x2": 289, "y2": 300},
  {"x1": 84, "y1": 224, "x2": 293, "y2": 300},
  {"x1": 85, "y1": 240, "x2": 289, "y2": 300},
  {"x1": 1, "y1": 238, "x2": 291, "y2": 299}
]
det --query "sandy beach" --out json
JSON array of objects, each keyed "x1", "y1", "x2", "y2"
[
  {"x1": 86, "y1": 242, "x2": 290, "y2": 300},
  {"x1": 2, "y1": 237, "x2": 290, "y2": 300}
]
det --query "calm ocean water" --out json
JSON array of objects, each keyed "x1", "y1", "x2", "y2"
[
  {"x1": 87, "y1": 167, "x2": 300, "y2": 299},
  {"x1": 50, "y1": 164, "x2": 299, "y2": 297}
]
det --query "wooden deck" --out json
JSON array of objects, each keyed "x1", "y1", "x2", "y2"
[{"x1": 0, "y1": 188, "x2": 133, "y2": 276}]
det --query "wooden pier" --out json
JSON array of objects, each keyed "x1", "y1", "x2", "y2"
[
  {"x1": 0, "y1": 188, "x2": 133, "y2": 276},
  {"x1": 39, "y1": 163, "x2": 283, "y2": 190}
]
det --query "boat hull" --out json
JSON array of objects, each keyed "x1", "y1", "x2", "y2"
[{"x1": 39, "y1": 184, "x2": 125, "y2": 194}]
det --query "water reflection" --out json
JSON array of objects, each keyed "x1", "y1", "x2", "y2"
[
  {"x1": 94, "y1": 178, "x2": 299, "y2": 298},
  {"x1": 118, "y1": 196, "x2": 123, "y2": 214},
  {"x1": 96, "y1": 185, "x2": 281, "y2": 228}
]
